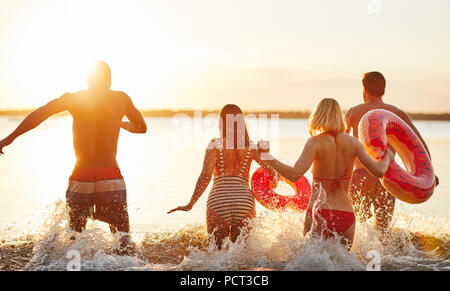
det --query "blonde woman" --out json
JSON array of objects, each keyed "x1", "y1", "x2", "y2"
[{"x1": 258, "y1": 98, "x2": 393, "y2": 249}]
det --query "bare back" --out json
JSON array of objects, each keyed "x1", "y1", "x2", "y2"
[
  {"x1": 211, "y1": 140, "x2": 258, "y2": 180},
  {"x1": 310, "y1": 132, "x2": 358, "y2": 211},
  {"x1": 68, "y1": 90, "x2": 128, "y2": 169}
]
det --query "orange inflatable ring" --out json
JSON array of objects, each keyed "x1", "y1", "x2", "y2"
[
  {"x1": 251, "y1": 167, "x2": 311, "y2": 211},
  {"x1": 358, "y1": 109, "x2": 435, "y2": 204}
]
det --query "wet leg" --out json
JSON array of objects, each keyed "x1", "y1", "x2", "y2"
[
  {"x1": 230, "y1": 208, "x2": 256, "y2": 243},
  {"x1": 68, "y1": 203, "x2": 92, "y2": 233},
  {"x1": 96, "y1": 202, "x2": 133, "y2": 255},
  {"x1": 350, "y1": 169, "x2": 377, "y2": 222},
  {"x1": 341, "y1": 222, "x2": 356, "y2": 251},
  {"x1": 374, "y1": 185, "x2": 396, "y2": 235},
  {"x1": 207, "y1": 208, "x2": 230, "y2": 250}
]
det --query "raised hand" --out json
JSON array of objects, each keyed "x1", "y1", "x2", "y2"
[
  {"x1": 385, "y1": 148, "x2": 394, "y2": 161},
  {"x1": 0, "y1": 137, "x2": 13, "y2": 155},
  {"x1": 167, "y1": 204, "x2": 192, "y2": 214}
]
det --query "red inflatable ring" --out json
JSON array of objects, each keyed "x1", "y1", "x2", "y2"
[
  {"x1": 251, "y1": 167, "x2": 311, "y2": 211},
  {"x1": 359, "y1": 109, "x2": 435, "y2": 204}
]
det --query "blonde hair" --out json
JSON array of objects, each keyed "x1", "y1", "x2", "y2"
[{"x1": 308, "y1": 98, "x2": 345, "y2": 136}]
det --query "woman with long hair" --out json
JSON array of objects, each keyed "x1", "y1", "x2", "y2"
[
  {"x1": 168, "y1": 104, "x2": 275, "y2": 248},
  {"x1": 258, "y1": 98, "x2": 393, "y2": 249}
]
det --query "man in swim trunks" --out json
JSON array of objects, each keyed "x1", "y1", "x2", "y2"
[
  {"x1": 0, "y1": 61, "x2": 147, "y2": 253},
  {"x1": 345, "y1": 71, "x2": 438, "y2": 233}
]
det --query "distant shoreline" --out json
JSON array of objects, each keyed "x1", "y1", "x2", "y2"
[{"x1": 1, "y1": 109, "x2": 450, "y2": 121}]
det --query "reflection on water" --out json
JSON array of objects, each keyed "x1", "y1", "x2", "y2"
[{"x1": 0, "y1": 116, "x2": 449, "y2": 270}]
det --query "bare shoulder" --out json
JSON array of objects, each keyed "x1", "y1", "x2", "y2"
[
  {"x1": 207, "y1": 138, "x2": 218, "y2": 151},
  {"x1": 70, "y1": 90, "x2": 91, "y2": 97},
  {"x1": 344, "y1": 132, "x2": 360, "y2": 144},
  {"x1": 112, "y1": 90, "x2": 132, "y2": 103},
  {"x1": 60, "y1": 91, "x2": 79, "y2": 100},
  {"x1": 343, "y1": 132, "x2": 362, "y2": 152},
  {"x1": 345, "y1": 104, "x2": 369, "y2": 130},
  {"x1": 114, "y1": 90, "x2": 130, "y2": 97},
  {"x1": 66, "y1": 90, "x2": 89, "y2": 102},
  {"x1": 55, "y1": 91, "x2": 79, "y2": 107},
  {"x1": 205, "y1": 139, "x2": 218, "y2": 162},
  {"x1": 301, "y1": 136, "x2": 321, "y2": 157},
  {"x1": 345, "y1": 104, "x2": 366, "y2": 120},
  {"x1": 338, "y1": 131, "x2": 357, "y2": 143},
  {"x1": 345, "y1": 105, "x2": 356, "y2": 117},
  {"x1": 384, "y1": 103, "x2": 409, "y2": 119},
  {"x1": 307, "y1": 135, "x2": 322, "y2": 147},
  {"x1": 109, "y1": 91, "x2": 136, "y2": 112}
]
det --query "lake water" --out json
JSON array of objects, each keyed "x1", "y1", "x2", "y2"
[{"x1": 0, "y1": 116, "x2": 448, "y2": 271}]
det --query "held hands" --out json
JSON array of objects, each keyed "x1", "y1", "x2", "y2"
[
  {"x1": 377, "y1": 148, "x2": 395, "y2": 177},
  {"x1": 270, "y1": 172, "x2": 280, "y2": 189},
  {"x1": 257, "y1": 140, "x2": 275, "y2": 161},
  {"x1": 257, "y1": 140, "x2": 270, "y2": 153},
  {"x1": 167, "y1": 204, "x2": 192, "y2": 214}
]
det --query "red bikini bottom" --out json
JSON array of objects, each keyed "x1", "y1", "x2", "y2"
[{"x1": 306, "y1": 208, "x2": 355, "y2": 238}]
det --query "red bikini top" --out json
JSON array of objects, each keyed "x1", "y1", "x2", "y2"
[{"x1": 314, "y1": 131, "x2": 351, "y2": 193}]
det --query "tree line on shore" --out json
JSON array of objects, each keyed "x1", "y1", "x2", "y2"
[{"x1": 1, "y1": 109, "x2": 449, "y2": 121}]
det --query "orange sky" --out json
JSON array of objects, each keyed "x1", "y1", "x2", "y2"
[{"x1": 0, "y1": 0, "x2": 449, "y2": 112}]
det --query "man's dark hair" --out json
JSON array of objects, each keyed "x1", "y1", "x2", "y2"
[{"x1": 362, "y1": 71, "x2": 386, "y2": 97}]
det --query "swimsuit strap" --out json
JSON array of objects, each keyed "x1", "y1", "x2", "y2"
[
  {"x1": 322, "y1": 131, "x2": 338, "y2": 143},
  {"x1": 238, "y1": 144, "x2": 253, "y2": 177},
  {"x1": 216, "y1": 139, "x2": 252, "y2": 178},
  {"x1": 314, "y1": 174, "x2": 351, "y2": 193},
  {"x1": 215, "y1": 139, "x2": 225, "y2": 176}
]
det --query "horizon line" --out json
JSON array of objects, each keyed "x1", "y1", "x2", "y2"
[{"x1": 0, "y1": 108, "x2": 449, "y2": 121}]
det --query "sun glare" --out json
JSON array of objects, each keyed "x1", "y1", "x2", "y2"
[{"x1": 4, "y1": 0, "x2": 194, "y2": 108}]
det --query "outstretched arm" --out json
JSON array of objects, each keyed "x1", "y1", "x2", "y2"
[
  {"x1": 355, "y1": 139, "x2": 394, "y2": 178},
  {"x1": 0, "y1": 93, "x2": 72, "y2": 155},
  {"x1": 120, "y1": 93, "x2": 147, "y2": 134},
  {"x1": 258, "y1": 138, "x2": 317, "y2": 182},
  {"x1": 168, "y1": 143, "x2": 216, "y2": 213}
]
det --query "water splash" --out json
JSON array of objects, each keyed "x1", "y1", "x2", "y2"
[{"x1": 0, "y1": 199, "x2": 448, "y2": 271}]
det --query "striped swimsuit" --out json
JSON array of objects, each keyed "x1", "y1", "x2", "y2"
[{"x1": 207, "y1": 140, "x2": 255, "y2": 225}]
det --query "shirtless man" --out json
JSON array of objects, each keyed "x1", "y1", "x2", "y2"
[
  {"x1": 0, "y1": 61, "x2": 147, "y2": 252},
  {"x1": 345, "y1": 71, "x2": 437, "y2": 233}
]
